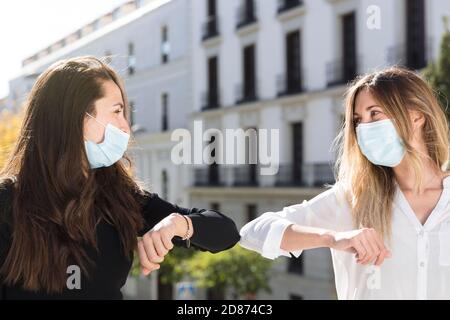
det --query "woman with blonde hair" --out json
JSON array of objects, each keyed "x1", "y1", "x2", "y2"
[{"x1": 240, "y1": 66, "x2": 450, "y2": 299}]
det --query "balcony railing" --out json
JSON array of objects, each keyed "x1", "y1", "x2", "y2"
[
  {"x1": 201, "y1": 90, "x2": 221, "y2": 111},
  {"x1": 235, "y1": 81, "x2": 259, "y2": 105},
  {"x1": 202, "y1": 16, "x2": 220, "y2": 42},
  {"x1": 232, "y1": 165, "x2": 258, "y2": 186},
  {"x1": 193, "y1": 165, "x2": 225, "y2": 187},
  {"x1": 386, "y1": 38, "x2": 433, "y2": 70},
  {"x1": 326, "y1": 57, "x2": 360, "y2": 87},
  {"x1": 277, "y1": 0, "x2": 303, "y2": 14},
  {"x1": 236, "y1": 0, "x2": 258, "y2": 29},
  {"x1": 277, "y1": 70, "x2": 304, "y2": 97},
  {"x1": 192, "y1": 163, "x2": 335, "y2": 188},
  {"x1": 275, "y1": 163, "x2": 335, "y2": 187}
]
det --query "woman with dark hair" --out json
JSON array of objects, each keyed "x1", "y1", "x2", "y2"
[{"x1": 0, "y1": 56, "x2": 240, "y2": 299}]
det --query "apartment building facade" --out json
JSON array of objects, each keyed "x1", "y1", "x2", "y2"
[
  {"x1": 187, "y1": 0, "x2": 450, "y2": 299},
  {"x1": 4, "y1": 0, "x2": 450, "y2": 299}
]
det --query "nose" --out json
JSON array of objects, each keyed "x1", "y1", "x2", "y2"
[{"x1": 118, "y1": 117, "x2": 131, "y2": 134}]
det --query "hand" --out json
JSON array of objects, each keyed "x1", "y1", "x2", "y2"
[
  {"x1": 329, "y1": 228, "x2": 392, "y2": 266},
  {"x1": 138, "y1": 213, "x2": 191, "y2": 276}
]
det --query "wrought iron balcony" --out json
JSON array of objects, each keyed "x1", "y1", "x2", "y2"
[
  {"x1": 275, "y1": 163, "x2": 335, "y2": 187},
  {"x1": 326, "y1": 57, "x2": 360, "y2": 87},
  {"x1": 202, "y1": 16, "x2": 220, "y2": 42},
  {"x1": 201, "y1": 90, "x2": 221, "y2": 111},
  {"x1": 232, "y1": 165, "x2": 259, "y2": 187},
  {"x1": 236, "y1": 0, "x2": 257, "y2": 29},
  {"x1": 277, "y1": 70, "x2": 304, "y2": 97},
  {"x1": 235, "y1": 81, "x2": 259, "y2": 105},
  {"x1": 277, "y1": 0, "x2": 304, "y2": 14}
]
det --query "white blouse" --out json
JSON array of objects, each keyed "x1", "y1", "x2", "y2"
[{"x1": 239, "y1": 176, "x2": 450, "y2": 300}]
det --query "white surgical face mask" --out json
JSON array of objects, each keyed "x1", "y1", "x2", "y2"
[
  {"x1": 356, "y1": 119, "x2": 406, "y2": 167},
  {"x1": 84, "y1": 113, "x2": 130, "y2": 169}
]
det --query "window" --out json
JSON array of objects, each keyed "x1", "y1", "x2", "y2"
[
  {"x1": 207, "y1": 0, "x2": 217, "y2": 17},
  {"x1": 245, "y1": 126, "x2": 258, "y2": 186},
  {"x1": 278, "y1": 0, "x2": 303, "y2": 14},
  {"x1": 161, "y1": 170, "x2": 168, "y2": 200},
  {"x1": 246, "y1": 204, "x2": 257, "y2": 222},
  {"x1": 328, "y1": 11, "x2": 357, "y2": 86},
  {"x1": 128, "y1": 42, "x2": 136, "y2": 75},
  {"x1": 342, "y1": 12, "x2": 357, "y2": 82},
  {"x1": 161, "y1": 93, "x2": 169, "y2": 131},
  {"x1": 203, "y1": 56, "x2": 219, "y2": 110},
  {"x1": 292, "y1": 122, "x2": 303, "y2": 185},
  {"x1": 211, "y1": 202, "x2": 220, "y2": 211},
  {"x1": 129, "y1": 101, "x2": 135, "y2": 128},
  {"x1": 208, "y1": 136, "x2": 220, "y2": 185},
  {"x1": 202, "y1": 0, "x2": 219, "y2": 41},
  {"x1": 237, "y1": 44, "x2": 257, "y2": 103},
  {"x1": 285, "y1": 30, "x2": 302, "y2": 93},
  {"x1": 406, "y1": 0, "x2": 426, "y2": 69},
  {"x1": 236, "y1": 0, "x2": 257, "y2": 29},
  {"x1": 243, "y1": 44, "x2": 256, "y2": 101},
  {"x1": 161, "y1": 26, "x2": 170, "y2": 64}
]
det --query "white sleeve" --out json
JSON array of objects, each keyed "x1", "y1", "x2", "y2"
[{"x1": 239, "y1": 182, "x2": 348, "y2": 260}]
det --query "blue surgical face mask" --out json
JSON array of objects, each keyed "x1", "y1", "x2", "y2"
[
  {"x1": 356, "y1": 119, "x2": 406, "y2": 167},
  {"x1": 84, "y1": 113, "x2": 130, "y2": 169}
]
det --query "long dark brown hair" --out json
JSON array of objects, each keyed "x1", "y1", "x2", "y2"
[{"x1": 0, "y1": 56, "x2": 145, "y2": 293}]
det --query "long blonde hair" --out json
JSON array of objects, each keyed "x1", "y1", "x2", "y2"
[{"x1": 334, "y1": 66, "x2": 450, "y2": 237}]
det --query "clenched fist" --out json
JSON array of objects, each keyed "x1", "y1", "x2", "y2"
[{"x1": 138, "y1": 213, "x2": 193, "y2": 276}]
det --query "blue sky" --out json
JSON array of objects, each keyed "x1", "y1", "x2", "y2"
[{"x1": 0, "y1": 0, "x2": 129, "y2": 98}]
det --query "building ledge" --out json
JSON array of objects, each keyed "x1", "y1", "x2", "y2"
[
  {"x1": 202, "y1": 36, "x2": 222, "y2": 48},
  {"x1": 236, "y1": 22, "x2": 259, "y2": 37},
  {"x1": 187, "y1": 186, "x2": 327, "y2": 198},
  {"x1": 277, "y1": 5, "x2": 306, "y2": 22}
]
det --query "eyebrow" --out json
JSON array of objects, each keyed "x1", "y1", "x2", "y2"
[
  {"x1": 112, "y1": 103, "x2": 124, "y2": 108},
  {"x1": 353, "y1": 105, "x2": 380, "y2": 117}
]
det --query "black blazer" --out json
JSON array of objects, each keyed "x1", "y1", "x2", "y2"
[{"x1": 0, "y1": 181, "x2": 240, "y2": 299}]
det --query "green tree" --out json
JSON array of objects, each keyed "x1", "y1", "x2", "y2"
[
  {"x1": 187, "y1": 245, "x2": 273, "y2": 299},
  {"x1": 424, "y1": 17, "x2": 450, "y2": 121},
  {"x1": 131, "y1": 245, "x2": 273, "y2": 299},
  {"x1": 130, "y1": 246, "x2": 196, "y2": 298},
  {"x1": 131, "y1": 246, "x2": 195, "y2": 282}
]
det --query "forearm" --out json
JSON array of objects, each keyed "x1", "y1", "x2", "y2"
[
  {"x1": 186, "y1": 210, "x2": 240, "y2": 253},
  {"x1": 280, "y1": 224, "x2": 335, "y2": 252},
  {"x1": 140, "y1": 194, "x2": 239, "y2": 252}
]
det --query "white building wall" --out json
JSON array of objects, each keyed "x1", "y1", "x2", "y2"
[{"x1": 6, "y1": 0, "x2": 450, "y2": 300}]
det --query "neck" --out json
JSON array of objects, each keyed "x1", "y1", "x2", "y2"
[{"x1": 393, "y1": 155, "x2": 444, "y2": 193}]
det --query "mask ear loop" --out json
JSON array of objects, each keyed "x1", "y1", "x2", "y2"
[
  {"x1": 86, "y1": 112, "x2": 107, "y2": 128},
  {"x1": 85, "y1": 112, "x2": 108, "y2": 143}
]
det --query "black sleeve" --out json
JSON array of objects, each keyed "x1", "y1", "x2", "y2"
[
  {"x1": 0, "y1": 181, "x2": 14, "y2": 300},
  {"x1": 0, "y1": 223, "x2": 9, "y2": 300},
  {"x1": 138, "y1": 192, "x2": 240, "y2": 253}
]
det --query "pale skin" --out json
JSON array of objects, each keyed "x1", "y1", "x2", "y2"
[
  {"x1": 83, "y1": 80, "x2": 194, "y2": 276},
  {"x1": 280, "y1": 88, "x2": 447, "y2": 266}
]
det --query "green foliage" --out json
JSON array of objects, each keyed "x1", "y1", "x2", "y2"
[
  {"x1": 130, "y1": 246, "x2": 195, "y2": 284},
  {"x1": 131, "y1": 244, "x2": 274, "y2": 298},
  {"x1": 187, "y1": 245, "x2": 273, "y2": 297},
  {"x1": 424, "y1": 17, "x2": 450, "y2": 120}
]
